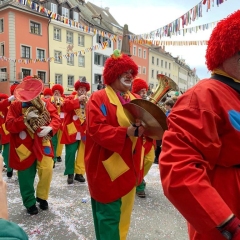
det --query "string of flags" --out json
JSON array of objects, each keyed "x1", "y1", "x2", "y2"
[
  {"x1": 133, "y1": 0, "x2": 228, "y2": 39},
  {"x1": 16, "y1": 0, "x2": 227, "y2": 42},
  {"x1": 0, "y1": 40, "x2": 209, "y2": 65}
]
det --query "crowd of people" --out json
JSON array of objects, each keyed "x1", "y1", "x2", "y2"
[{"x1": 2, "y1": 9, "x2": 240, "y2": 240}]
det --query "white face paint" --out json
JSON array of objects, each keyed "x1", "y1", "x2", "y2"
[{"x1": 120, "y1": 77, "x2": 132, "y2": 87}]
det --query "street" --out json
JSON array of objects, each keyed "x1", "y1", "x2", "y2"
[{"x1": 4, "y1": 156, "x2": 188, "y2": 240}]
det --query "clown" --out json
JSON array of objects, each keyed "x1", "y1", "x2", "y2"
[
  {"x1": 5, "y1": 76, "x2": 61, "y2": 215},
  {"x1": 61, "y1": 77, "x2": 90, "y2": 184},
  {"x1": 50, "y1": 84, "x2": 65, "y2": 165},
  {"x1": 160, "y1": 10, "x2": 240, "y2": 239},
  {"x1": 85, "y1": 50, "x2": 146, "y2": 240},
  {"x1": 131, "y1": 78, "x2": 155, "y2": 198}
]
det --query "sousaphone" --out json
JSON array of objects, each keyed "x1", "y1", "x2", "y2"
[{"x1": 123, "y1": 74, "x2": 178, "y2": 140}]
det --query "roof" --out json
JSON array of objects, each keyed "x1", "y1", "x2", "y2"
[
  {"x1": 0, "y1": 0, "x2": 49, "y2": 19},
  {"x1": 69, "y1": 0, "x2": 114, "y2": 33}
]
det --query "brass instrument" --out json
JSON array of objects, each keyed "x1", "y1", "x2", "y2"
[
  {"x1": 24, "y1": 95, "x2": 51, "y2": 141},
  {"x1": 123, "y1": 74, "x2": 178, "y2": 140},
  {"x1": 14, "y1": 77, "x2": 52, "y2": 141}
]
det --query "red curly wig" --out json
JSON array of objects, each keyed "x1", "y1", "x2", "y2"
[
  {"x1": 10, "y1": 82, "x2": 20, "y2": 95},
  {"x1": 103, "y1": 50, "x2": 138, "y2": 85},
  {"x1": 74, "y1": 77, "x2": 90, "y2": 92},
  {"x1": 132, "y1": 78, "x2": 148, "y2": 94},
  {"x1": 43, "y1": 88, "x2": 53, "y2": 96},
  {"x1": 52, "y1": 84, "x2": 64, "y2": 95},
  {"x1": 206, "y1": 10, "x2": 240, "y2": 71}
]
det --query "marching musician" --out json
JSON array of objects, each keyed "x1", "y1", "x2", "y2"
[
  {"x1": 5, "y1": 76, "x2": 61, "y2": 215},
  {"x1": 60, "y1": 77, "x2": 89, "y2": 184},
  {"x1": 42, "y1": 88, "x2": 53, "y2": 100},
  {"x1": 131, "y1": 78, "x2": 155, "y2": 198},
  {"x1": 0, "y1": 83, "x2": 17, "y2": 179},
  {"x1": 50, "y1": 84, "x2": 65, "y2": 165},
  {"x1": 85, "y1": 49, "x2": 145, "y2": 240}
]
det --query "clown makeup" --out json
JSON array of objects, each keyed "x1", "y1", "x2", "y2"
[
  {"x1": 119, "y1": 70, "x2": 133, "y2": 87},
  {"x1": 77, "y1": 86, "x2": 87, "y2": 96},
  {"x1": 53, "y1": 90, "x2": 61, "y2": 97},
  {"x1": 138, "y1": 89, "x2": 148, "y2": 100}
]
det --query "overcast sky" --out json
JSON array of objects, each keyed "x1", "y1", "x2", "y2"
[{"x1": 87, "y1": 0, "x2": 240, "y2": 79}]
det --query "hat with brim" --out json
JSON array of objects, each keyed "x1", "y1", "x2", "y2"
[{"x1": 14, "y1": 79, "x2": 44, "y2": 102}]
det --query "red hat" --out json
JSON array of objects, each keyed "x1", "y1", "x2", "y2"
[
  {"x1": 52, "y1": 84, "x2": 64, "y2": 95},
  {"x1": 206, "y1": 10, "x2": 240, "y2": 71},
  {"x1": 10, "y1": 82, "x2": 20, "y2": 95},
  {"x1": 103, "y1": 49, "x2": 138, "y2": 85},
  {"x1": 0, "y1": 93, "x2": 9, "y2": 100},
  {"x1": 74, "y1": 77, "x2": 90, "y2": 92},
  {"x1": 14, "y1": 79, "x2": 44, "y2": 102},
  {"x1": 43, "y1": 88, "x2": 53, "y2": 96},
  {"x1": 132, "y1": 78, "x2": 148, "y2": 94}
]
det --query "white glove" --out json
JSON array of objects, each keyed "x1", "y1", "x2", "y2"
[
  {"x1": 8, "y1": 95, "x2": 15, "y2": 102},
  {"x1": 26, "y1": 110, "x2": 38, "y2": 120},
  {"x1": 37, "y1": 126, "x2": 52, "y2": 137}
]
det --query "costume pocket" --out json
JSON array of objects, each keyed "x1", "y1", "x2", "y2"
[
  {"x1": 67, "y1": 122, "x2": 77, "y2": 135},
  {"x1": 102, "y1": 152, "x2": 130, "y2": 181},
  {"x1": 15, "y1": 144, "x2": 32, "y2": 162}
]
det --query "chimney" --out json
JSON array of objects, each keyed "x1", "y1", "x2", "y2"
[{"x1": 121, "y1": 24, "x2": 131, "y2": 56}]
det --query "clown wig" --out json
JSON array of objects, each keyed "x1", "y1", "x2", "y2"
[{"x1": 132, "y1": 78, "x2": 148, "y2": 94}]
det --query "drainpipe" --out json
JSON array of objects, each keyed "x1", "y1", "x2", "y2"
[{"x1": 48, "y1": 18, "x2": 51, "y2": 88}]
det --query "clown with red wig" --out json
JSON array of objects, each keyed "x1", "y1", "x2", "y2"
[
  {"x1": 160, "y1": 10, "x2": 240, "y2": 240},
  {"x1": 85, "y1": 50, "x2": 146, "y2": 240},
  {"x1": 49, "y1": 84, "x2": 65, "y2": 165},
  {"x1": 60, "y1": 77, "x2": 90, "y2": 184},
  {"x1": 131, "y1": 78, "x2": 155, "y2": 199},
  {"x1": 0, "y1": 83, "x2": 17, "y2": 178}
]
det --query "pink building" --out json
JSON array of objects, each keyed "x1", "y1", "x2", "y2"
[{"x1": 0, "y1": 0, "x2": 49, "y2": 94}]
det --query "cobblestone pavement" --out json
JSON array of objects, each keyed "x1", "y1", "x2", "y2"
[{"x1": 4, "y1": 156, "x2": 188, "y2": 240}]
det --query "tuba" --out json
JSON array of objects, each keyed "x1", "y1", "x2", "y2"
[
  {"x1": 14, "y1": 77, "x2": 52, "y2": 141},
  {"x1": 123, "y1": 74, "x2": 178, "y2": 140}
]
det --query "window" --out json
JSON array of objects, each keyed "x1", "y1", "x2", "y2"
[
  {"x1": 38, "y1": 71, "x2": 46, "y2": 83},
  {"x1": 161, "y1": 60, "x2": 163, "y2": 67},
  {"x1": 0, "y1": 68, "x2": 7, "y2": 82},
  {"x1": 21, "y1": 46, "x2": 30, "y2": 58},
  {"x1": 169, "y1": 74, "x2": 171, "y2": 78},
  {"x1": 67, "y1": 55, "x2": 74, "y2": 65},
  {"x1": 143, "y1": 67, "x2": 146, "y2": 74},
  {"x1": 165, "y1": 61, "x2": 167, "y2": 68},
  {"x1": 22, "y1": 69, "x2": 31, "y2": 78},
  {"x1": 151, "y1": 69, "x2": 154, "y2": 78},
  {"x1": 94, "y1": 53, "x2": 102, "y2": 66},
  {"x1": 78, "y1": 55, "x2": 85, "y2": 67},
  {"x1": 73, "y1": 12, "x2": 79, "y2": 22},
  {"x1": 51, "y1": 3, "x2": 57, "y2": 13},
  {"x1": 55, "y1": 74, "x2": 62, "y2": 84},
  {"x1": 0, "y1": 43, "x2": 4, "y2": 56},
  {"x1": 117, "y1": 39, "x2": 122, "y2": 50},
  {"x1": 94, "y1": 74, "x2": 102, "y2": 84},
  {"x1": 68, "y1": 75, "x2": 74, "y2": 86},
  {"x1": 152, "y1": 56, "x2": 154, "y2": 64},
  {"x1": 54, "y1": 50, "x2": 62, "y2": 63},
  {"x1": 30, "y1": 21, "x2": 40, "y2": 35},
  {"x1": 54, "y1": 28, "x2": 61, "y2": 41},
  {"x1": 143, "y1": 50, "x2": 146, "y2": 59},
  {"x1": 138, "y1": 48, "x2": 142, "y2": 58},
  {"x1": 157, "y1": 58, "x2": 159, "y2": 66},
  {"x1": 78, "y1": 34, "x2": 84, "y2": 46},
  {"x1": 169, "y1": 63, "x2": 171, "y2": 70},
  {"x1": 133, "y1": 46, "x2": 136, "y2": 56},
  {"x1": 138, "y1": 66, "x2": 141, "y2": 74},
  {"x1": 62, "y1": 7, "x2": 69, "y2": 18},
  {"x1": 0, "y1": 19, "x2": 3, "y2": 33},
  {"x1": 37, "y1": 49, "x2": 45, "y2": 59},
  {"x1": 67, "y1": 31, "x2": 73, "y2": 44}
]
